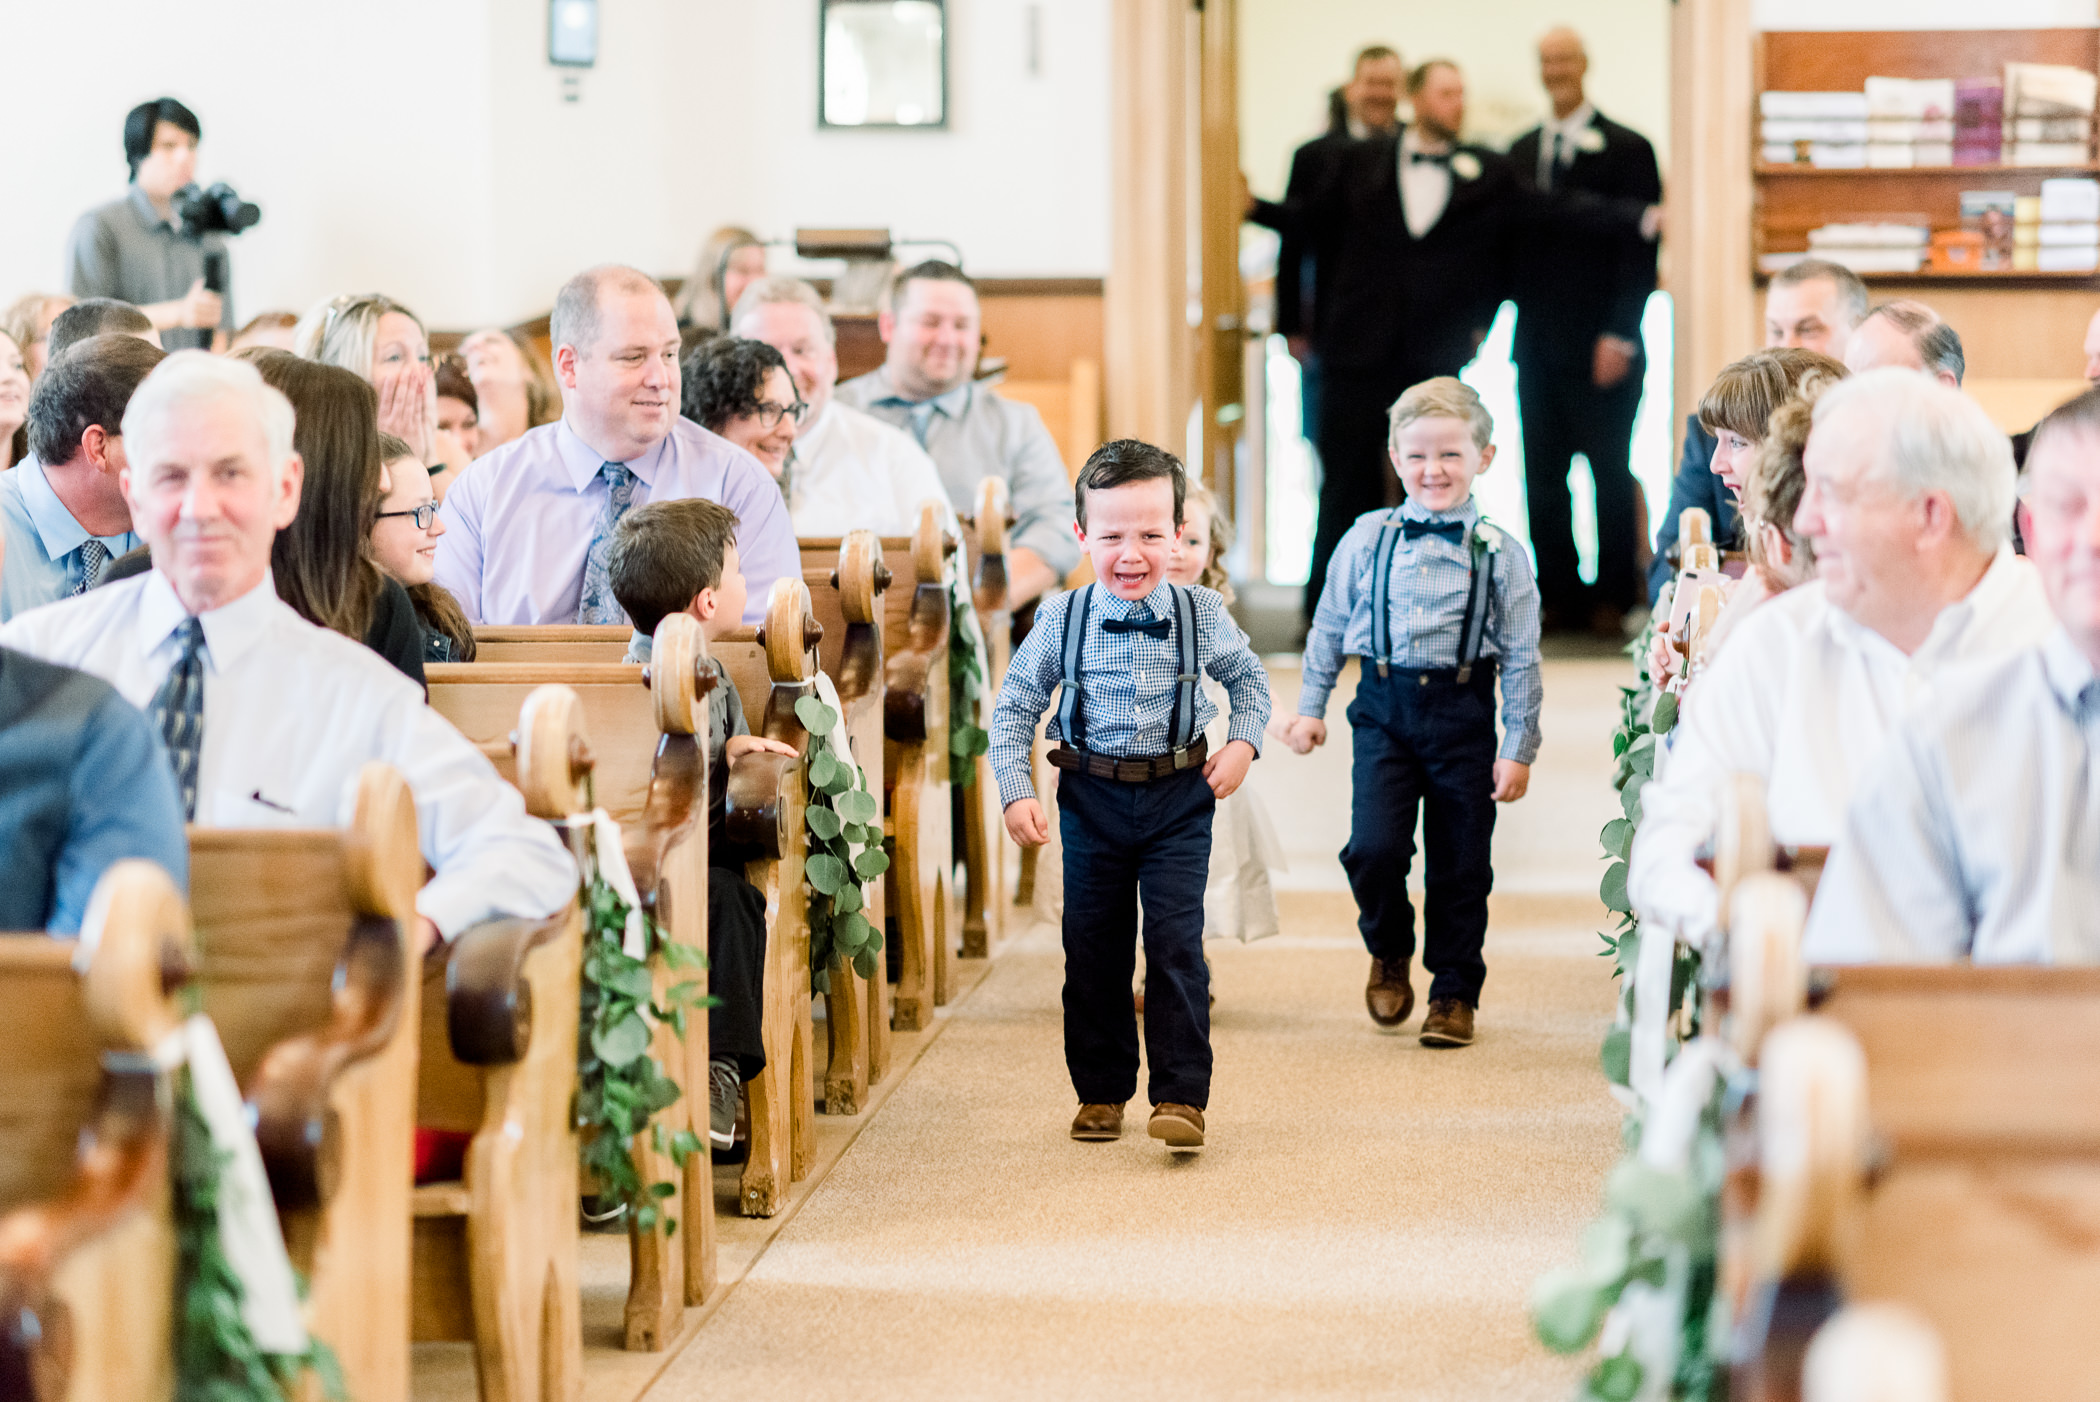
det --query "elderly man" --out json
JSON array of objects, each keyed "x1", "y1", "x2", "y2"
[
  {"x1": 1648, "y1": 258, "x2": 1871, "y2": 603},
  {"x1": 729, "y1": 276, "x2": 957, "y2": 537},
  {"x1": 434, "y1": 266, "x2": 793, "y2": 626},
  {"x1": 1843, "y1": 300, "x2": 1964, "y2": 387},
  {"x1": 0, "y1": 334, "x2": 163, "y2": 621},
  {"x1": 0, "y1": 352, "x2": 576, "y2": 953},
  {"x1": 837, "y1": 261, "x2": 1078, "y2": 604},
  {"x1": 1805, "y1": 391, "x2": 2100, "y2": 963},
  {"x1": 1628, "y1": 368, "x2": 2052, "y2": 943}
]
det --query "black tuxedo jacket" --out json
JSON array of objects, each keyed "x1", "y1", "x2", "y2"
[
  {"x1": 1249, "y1": 128, "x2": 1359, "y2": 341},
  {"x1": 1507, "y1": 112, "x2": 1662, "y2": 372}
]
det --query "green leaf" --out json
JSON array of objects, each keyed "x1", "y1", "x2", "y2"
[
  {"x1": 1599, "y1": 1025, "x2": 1632, "y2": 1087},
  {"x1": 853, "y1": 949, "x2": 878, "y2": 981},
  {"x1": 1606, "y1": 1159, "x2": 1706, "y2": 1249},
  {"x1": 854, "y1": 847, "x2": 891, "y2": 880},
  {"x1": 593, "y1": 1010, "x2": 652, "y2": 1068},
  {"x1": 1589, "y1": 1352, "x2": 1644, "y2": 1402},
  {"x1": 806, "y1": 853, "x2": 849, "y2": 896},
  {"x1": 795, "y1": 695, "x2": 839, "y2": 736},
  {"x1": 834, "y1": 911, "x2": 871, "y2": 953},
  {"x1": 1651, "y1": 689, "x2": 1679, "y2": 735},
  {"x1": 1612, "y1": 729, "x2": 1630, "y2": 759},
  {"x1": 806, "y1": 806, "x2": 844, "y2": 841},
  {"x1": 1620, "y1": 773, "x2": 1646, "y2": 822},
  {"x1": 1532, "y1": 1267, "x2": 1612, "y2": 1354},
  {"x1": 835, "y1": 786, "x2": 879, "y2": 825},
  {"x1": 1599, "y1": 817, "x2": 1635, "y2": 861},
  {"x1": 807, "y1": 750, "x2": 839, "y2": 790},
  {"x1": 833, "y1": 885, "x2": 862, "y2": 916},
  {"x1": 1599, "y1": 862, "x2": 1630, "y2": 915},
  {"x1": 661, "y1": 941, "x2": 707, "y2": 970}
]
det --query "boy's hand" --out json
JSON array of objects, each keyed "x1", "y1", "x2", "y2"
[
  {"x1": 1492, "y1": 759, "x2": 1530, "y2": 803},
  {"x1": 1203, "y1": 739, "x2": 1256, "y2": 800},
  {"x1": 1270, "y1": 715, "x2": 1327, "y2": 754},
  {"x1": 726, "y1": 734, "x2": 798, "y2": 762},
  {"x1": 1003, "y1": 798, "x2": 1050, "y2": 848}
]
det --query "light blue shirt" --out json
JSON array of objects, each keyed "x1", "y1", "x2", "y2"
[{"x1": 0, "y1": 457, "x2": 140, "y2": 623}]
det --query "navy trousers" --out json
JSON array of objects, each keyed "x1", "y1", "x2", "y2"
[
  {"x1": 1058, "y1": 765, "x2": 1216, "y2": 1108},
  {"x1": 1341, "y1": 664, "x2": 1499, "y2": 1005}
]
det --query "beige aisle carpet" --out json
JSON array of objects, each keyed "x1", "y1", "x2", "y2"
[{"x1": 645, "y1": 658, "x2": 1629, "y2": 1401}]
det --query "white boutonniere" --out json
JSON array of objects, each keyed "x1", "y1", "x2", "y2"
[
  {"x1": 1575, "y1": 127, "x2": 1607, "y2": 154},
  {"x1": 1450, "y1": 151, "x2": 1482, "y2": 181}
]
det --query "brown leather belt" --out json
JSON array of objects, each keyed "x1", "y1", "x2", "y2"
[{"x1": 1048, "y1": 736, "x2": 1208, "y2": 783}]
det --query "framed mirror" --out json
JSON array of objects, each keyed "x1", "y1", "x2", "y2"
[{"x1": 820, "y1": 0, "x2": 947, "y2": 130}]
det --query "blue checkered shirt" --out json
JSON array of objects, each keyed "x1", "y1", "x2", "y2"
[
  {"x1": 1300, "y1": 499, "x2": 1544, "y2": 764},
  {"x1": 989, "y1": 581, "x2": 1272, "y2": 807}
]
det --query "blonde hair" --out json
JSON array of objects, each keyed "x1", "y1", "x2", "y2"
[
  {"x1": 1181, "y1": 480, "x2": 1235, "y2": 604},
  {"x1": 1388, "y1": 376, "x2": 1492, "y2": 450},
  {"x1": 294, "y1": 292, "x2": 425, "y2": 379},
  {"x1": 1742, "y1": 399, "x2": 1818, "y2": 589},
  {"x1": 676, "y1": 225, "x2": 761, "y2": 331}
]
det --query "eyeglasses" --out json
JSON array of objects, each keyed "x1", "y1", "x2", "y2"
[
  {"x1": 378, "y1": 502, "x2": 440, "y2": 530},
  {"x1": 754, "y1": 398, "x2": 808, "y2": 430}
]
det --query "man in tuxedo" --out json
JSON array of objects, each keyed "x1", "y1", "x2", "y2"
[{"x1": 1508, "y1": 28, "x2": 1662, "y2": 635}]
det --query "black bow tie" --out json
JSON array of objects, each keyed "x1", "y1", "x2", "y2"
[
  {"x1": 1409, "y1": 149, "x2": 1453, "y2": 167},
  {"x1": 1402, "y1": 519, "x2": 1466, "y2": 542},
  {"x1": 1102, "y1": 614, "x2": 1172, "y2": 640}
]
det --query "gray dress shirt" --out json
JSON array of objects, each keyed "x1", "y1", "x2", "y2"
[
  {"x1": 835, "y1": 366, "x2": 1080, "y2": 579},
  {"x1": 64, "y1": 186, "x2": 234, "y2": 351},
  {"x1": 1804, "y1": 628, "x2": 2100, "y2": 966}
]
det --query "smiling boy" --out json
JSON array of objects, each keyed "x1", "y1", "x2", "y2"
[
  {"x1": 1276, "y1": 378, "x2": 1543, "y2": 1048},
  {"x1": 990, "y1": 439, "x2": 1272, "y2": 1151}
]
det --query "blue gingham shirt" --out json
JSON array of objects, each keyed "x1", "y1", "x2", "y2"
[
  {"x1": 990, "y1": 581, "x2": 1272, "y2": 807},
  {"x1": 1299, "y1": 499, "x2": 1544, "y2": 764}
]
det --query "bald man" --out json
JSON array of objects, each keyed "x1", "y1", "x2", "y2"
[{"x1": 1507, "y1": 27, "x2": 1662, "y2": 635}]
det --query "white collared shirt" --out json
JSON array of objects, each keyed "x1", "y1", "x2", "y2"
[
  {"x1": 1804, "y1": 628, "x2": 2100, "y2": 966},
  {"x1": 0, "y1": 570, "x2": 577, "y2": 939},
  {"x1": 787, "y1": 401, "x2": 962, "y2": 539},
  {"x1": 1535, "y1": 100, "x2": 1598, "y2": 187},
  {"x1": 1627, "y1": 548, "x2": 2053, "y2": 942},
  {"x1": 1397, "y1": 128, "x2": 1454, "y2": 239}
]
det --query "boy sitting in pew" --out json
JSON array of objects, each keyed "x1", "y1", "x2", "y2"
[{"x1": 607, "y1": 499, "x2": 794, "y2": 1150}]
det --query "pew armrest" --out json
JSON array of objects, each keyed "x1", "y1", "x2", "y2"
[
  {"x1": 444, "y1": 913, "x2": 576, "y2": 1066},
  {"x1": 725, "y1": 751, "x2": 797, "y2": 860},
  {"x1": 619, "y1": 733, "x2": 705, "y2": 904}
]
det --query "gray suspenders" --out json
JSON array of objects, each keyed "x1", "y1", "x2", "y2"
[
  {"x1": 1055, "y1": 583, "x2": 1202, "y2": 753},
  {"x1": 1368, "y1": 511, "x2": 1496, "y2": 683}
]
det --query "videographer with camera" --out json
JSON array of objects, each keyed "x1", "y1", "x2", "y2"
[{"x1": 64, "y1": 98, "x2": 259, "y2": 352}]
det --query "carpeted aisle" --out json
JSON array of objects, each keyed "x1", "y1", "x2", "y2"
[{"x1": 646, "y1": 659, "x2": 1627, "y2": 1401}]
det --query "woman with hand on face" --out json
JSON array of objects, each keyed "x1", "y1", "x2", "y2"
[
  {"x1": 0, "y1": 330, "x2": 29, "y2": 467},
  {"x1": 295, "y1": 293, "x2": 471, "y2": 485},
  {"x1": 458, "y1": 327, "x2": 559, "y2": 451},
  {"x1": 372, "y1": 434, "x2": 476, "y2": 662},
  {"x1": 680, "y1": 336, "x2": 804, "y2": 490}
]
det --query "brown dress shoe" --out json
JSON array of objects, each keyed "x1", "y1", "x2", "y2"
[
  {"x1": 1070, "y1": 1103, "x2": 1126, "y2": 1141},
  {"x1": 1418, "y1": 998, "x2": 1475, "y2": 1047},
  {"x1": 1147, "y1": 1103, "x2": 1205, "y2": 1149},
  {"x1": 1366, "y1": 957, "x2": 1415, "y2": 1028}
]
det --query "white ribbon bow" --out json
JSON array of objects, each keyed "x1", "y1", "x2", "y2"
[{"x1": 569, "y1": 808, "x2": 645, "y2": 957}]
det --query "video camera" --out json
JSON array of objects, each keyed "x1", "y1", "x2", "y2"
[{"x1": 175, "y1": 182, "x2": 261, "y2": 238}]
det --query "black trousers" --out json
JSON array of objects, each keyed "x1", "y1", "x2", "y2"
[
  {"x1": 708, "y1": 850, "x2": 769, "y2": 1082},
  {"x1": 1058, "y1": 765, "x2": 1216, "y2": 1108},
  {"x1": 1517, "y1": 360, "x2": 1644, "y2": 617},
  {"x1": 1341, "y1": 664, "x2": 1499, "y2": 1006},
  {"x1": 1309, "y1": 362, "x2": 1449, "y2": 620}
]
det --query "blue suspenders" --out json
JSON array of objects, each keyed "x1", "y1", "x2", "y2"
[
  {"x1": 1055, "y1": 583, "x2": 1202, "y2": 753},
  {"x1": 1368, "y1": 511, "x2": 1496, "y2": 683}
]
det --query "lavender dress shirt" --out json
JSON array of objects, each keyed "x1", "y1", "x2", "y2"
[{"x1": 433, "y1": 417, "x2": 795, "y2": 626}]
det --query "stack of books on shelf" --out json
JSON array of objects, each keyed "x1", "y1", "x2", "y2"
[
  {"x1": 1761, "y1": 90, "x2": 1869, "y2": 168},
  {"x1": 1955, "y1": 79, "x2": 2004, "y2": 166},
  {"x1": 1762, "y1": 62, "x2": 2096, "y2": 169},
  {"x1": 2024, "y1": 176, "x2": 2100, "y2": 271},
  {"x1": 1865, "y1": 77, "x2": 1955, "y2": 168},
  {"x1": 2006, "y1": 63, "x2": 2098, "y2": 166},
  {"x1": 1804, "y1": 222, "x2": 1931, "y2": 275}
]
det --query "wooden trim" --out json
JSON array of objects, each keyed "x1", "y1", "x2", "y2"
[
  {"x1": 1106, "y1": 0, "x2": 1196, "y2": 448},
  {"x1": 1196, "y1": 0, "x2": 1243, "y2": 511},
  {"x1": 1669, "y1": 0, "x2": 1757, "y2": 432}
]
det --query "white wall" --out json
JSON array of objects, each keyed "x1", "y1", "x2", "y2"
[{"x1": 0, "y1": 0, "x2": 1110, "y2": 330}]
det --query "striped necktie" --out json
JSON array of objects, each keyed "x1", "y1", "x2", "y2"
[
  {"x1": 150, "y1": 617, "x2": 207, "y2": 820},
  {"x1": 576, "y1": 461, "x2": 638, "y2": 625},
  {"x1": 74, "y1": 540, "x2": 109, "y2": 595}
]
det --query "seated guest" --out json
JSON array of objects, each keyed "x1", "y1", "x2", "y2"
[
  {"x1": 433, "y1": 355, "x2": 480, "y2": 476},
  {"x1": 295, "y1": 292, "x2": 468, "y2": 483},
  {"x1": 228, "y1": 310, "x2": 299, "y2": 354},
  {"x1": 0, "y1": 329, "x2": 27, "y2": 468},
  {"x1": 732, "y1": 278, "x2": 960, "y2": 538},
  {"x1": 373, "y1": 434, "x2": 475, "y2": 662},
  {"x1": 1806, "y1": 389, "x2": 2100, "y2": 964},
  {"x1": 2, "y1": 293, "x2": 75, "y2": 382},
  {"x1": 0, "y1": 647, "x2": 188, "y2": 934},
  {"x1": 681, "y1": 335, "x2": 802, "y2": 482},
  {"x1": 0, "y1": 335, "x2": 163, "y2": 621},
  {"x1": 605, "y1": 498, "x2": 793, "y2": 1146},
  {"x1": 0, "y1": 352, "x2": 575, "y2": 953},
  {"x1": 1628, "y1": 368, "x2": 2052, "y2": 945},
  {"x1": 675, "y1": 225, "x2": 765, "y2": 334},
  {"x1": 1843, "y1": 300, "x2": 1964, "y2": 387},
  {"x1": 838, "y1": 260, "x2": 1078, "y2": 603},
  {"x1": 2012, "y1": 305, "x2": 2100, "y2": 469},
  {"x1": 47, "y1": 299, "x2": 159, "y2": 362},
  {"x1": 460, "y1": 327, "x2": 560, "y2": 451},
  {"x1": 434, "y1": 264, "x2": 795, "y2": 626}
]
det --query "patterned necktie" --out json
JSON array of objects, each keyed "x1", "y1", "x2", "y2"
[
  {"x1": 907, "y1": 401, "x2": 938, "y2": 448},
  {"x1": 576, "y1": 461, "x2": 638, "y2": 625},
  {"x1": 74, "y1": 539, "x2": 109, "y2": 596},
  {"x1": 150, "y1": 617, "x2": 207, "y2": 820}
]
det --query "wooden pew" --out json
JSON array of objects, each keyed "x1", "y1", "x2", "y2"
[
  {"x1": 185, "y1": 764, "x2": 425, "y2": 1402},
  {"x1": 427, "y1": 629, "x2": 715, "y2": 1346},
  {"x1": 412, "y1": 686, "x2": 588, "y2": 1399},
  {"x1": 714, "y1": 580, "x2": 823, "y2": 1215},
  {"x1": 0, "y1": 862, "x2": 190, "y2": 1402},
  {"x1": 474, "y1": 625, "x2": 628, "y2": 665},
  {"x1": 798, "y1": 530, "x2": 894, "y2": 1114},
  {"x1": 958, "y1": 476, "x2": 1014, "y2": 959}
]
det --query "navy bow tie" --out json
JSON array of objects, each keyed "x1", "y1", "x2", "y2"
[
  {"x1": 1402, "y1": 519, "x2": 1466, "y2": 542},
  {"x1": 1102, "y1": 614, "x2": 1172, "y2": 640},
  {"x1": 1409, "y1": 148, "x2": 1453, "y2": 167}
]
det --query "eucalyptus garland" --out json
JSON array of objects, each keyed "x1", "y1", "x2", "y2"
[
  {"x1": 171, "y1": 1068, "x2": 345, "y2": 1402},
  {"x1": 796, "y1": 693, "x2": 891, "y2": 995},
  {"x1": 575, "y1": 822, "x2": 711, "y2": 1236},
  {"x1": 948, "y1": 574, "x2": 991, "y2": 785}
]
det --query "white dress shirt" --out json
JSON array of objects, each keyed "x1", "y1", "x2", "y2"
[
  {"x1": 1398, "y1": 128, "x2": 1454, "y2": 239},
  {"x1": 787, "y1": 401, "x2": 962, "y2": 538},
  {"x1": 1804, "y1": 628, "x2": 2100, "y2": 966},
  {"x1": 1534, "y1": 100, "x2": 1597, "y2": 188},
  {"x1": 0, "y1": 571, "x2": 577, "y2": 939},
  {"x1": 1627, "y1": 548, "x2": 2052, "y2": 942}
]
